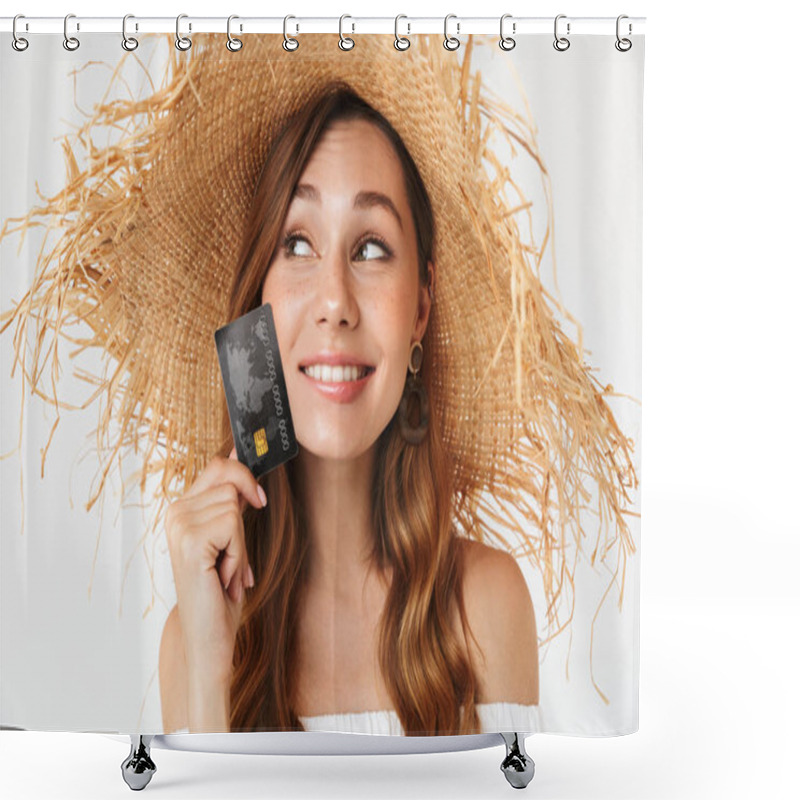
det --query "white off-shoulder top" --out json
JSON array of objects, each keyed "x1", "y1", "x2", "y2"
[{"x1": 169, "y1": 701, "x2": 542, "y2": 736}]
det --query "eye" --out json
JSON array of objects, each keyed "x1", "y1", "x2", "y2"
[
  {"x1": 354, "y1": 235, "x2": 393, "y2": 262},
  {"x1": 283, "y1": 232, "x2": 314, "y2": 258}
]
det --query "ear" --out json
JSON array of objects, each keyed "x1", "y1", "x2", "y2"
[{"x1": 413, "y1": 260, "x2": 435, "y2": 343}]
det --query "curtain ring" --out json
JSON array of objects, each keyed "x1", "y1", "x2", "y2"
[
  {"x1": 499, "y1": 13, "x2": 516, "y2": 51},
  {"x1": 553, "y1": 14, "x2": 570, "y2": 52},
  {"x1": 283, "y1": 15, "x2": 299, "y2": 51},
  {"x1": 12, "y1": 14, "x2": 29, "y2": 52},
  {"x1": 226, "y1": 15, "x2": 243, "y2": 51},
  {"x1": 339, "y1": 14, "x2": 354, "y2": 50},
  {"x1": 63, "y1": 13, "x2": 80, "y2": 51},
  {"x1": 175, "y1": 14, "x2": 192, "y2": 51},
  {"x1": 615, "y1": 15, "x2": 632, "y2": 52},
  {"x1": 122, "y1": 14, "x2": 139, "y2": 51},
  {"x1": 443, "y1": 14, "x2": 460, "y2": 51},
  {"x1": 394, "y1": 14, "x2": 410, "y2": 51}
]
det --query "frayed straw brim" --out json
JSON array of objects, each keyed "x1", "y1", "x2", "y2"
[{"x1": 0, "y1": 32, "x2": 638, "y2": 698}]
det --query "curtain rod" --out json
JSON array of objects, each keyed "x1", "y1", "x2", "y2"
[{"x1": 0, "y1": 16, "x2": 646, "y2": 37}]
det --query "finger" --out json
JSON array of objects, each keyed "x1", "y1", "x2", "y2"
[
  {"x1": 236, "y1": 570, "x2": 246, "y2": 604},
  {"x1": 223, "y1": 459, "x2": 266, "y2": 511},
  {"x1": 178, "y1": 498, "x2": 241, "y2": 535},
  {"x1": 182, "y1": 482, "x2": 237, "y2": 511},
  {"x1": 179, "y1": 504, "x2": 246, "y2": 588},
  {"x1": 223, "y1": 568, "x2": 234, "y2": 600},
  {"x1": 226, "y1": 580, "x2": 246, "y2": 630},
  {"x1": 217, "y1": 534, "x2": 246, "y2": 595},
  {"x1": 224, "y1": 559, "x2": 254, "y2": 603},
  {"x1": 225, "y1": 448, "x2": 265, "y2": 510},
  {"x1": 223, "y1": 569, "x2": 237, "y2": 604},
  {"x1": 187, "y1": 454, "x2": 266, "y2": 511},
  {"x1": 214, "y1": 523, "x2": 252, "y2": 598},
  {"x1": 180, "y1": 483, "x2": 248, "y2": 517},
  {"x1": 229, "y1": 569, "x2": 244, "y2": 605}
]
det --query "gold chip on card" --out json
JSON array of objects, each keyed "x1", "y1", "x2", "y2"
[{"x1": 254, "y1": 427, "x2": 268, "y2": 457}]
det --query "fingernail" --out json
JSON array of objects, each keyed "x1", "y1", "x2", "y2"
[
  {"x1": 257, "y1": 485, "x2": 267, "y2": 507},
  {"x1": 246, "y1": 564, "x2": 255, "y2": 588}
]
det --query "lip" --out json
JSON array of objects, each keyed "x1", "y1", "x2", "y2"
[{"x1": 299, "y1": 363, "x2": 375, "y2": 404}]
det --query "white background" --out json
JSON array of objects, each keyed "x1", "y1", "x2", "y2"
[{"x1": 1, "y1": 1, "x2": 798, "y2": 799}]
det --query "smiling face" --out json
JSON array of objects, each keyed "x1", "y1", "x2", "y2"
[{"x1": 261, "y1": 117, "x2": 432, "y2": 461}]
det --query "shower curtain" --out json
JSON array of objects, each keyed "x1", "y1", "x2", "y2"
[{"x1": 0, "y1": 24, "x2": 644, "y2": 738}]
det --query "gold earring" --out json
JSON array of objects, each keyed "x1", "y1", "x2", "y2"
[{"x1": 398, "y1": 341, "x2": 429, "y2": 444}]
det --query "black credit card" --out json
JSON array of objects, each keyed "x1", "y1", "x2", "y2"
[{"x1": 214, "y1": 303, "x2": 299, "y2": 479}]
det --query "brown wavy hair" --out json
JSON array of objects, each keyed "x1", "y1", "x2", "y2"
[{"x1": 213, "y1": 84, "x2": 481, "y2": 735}]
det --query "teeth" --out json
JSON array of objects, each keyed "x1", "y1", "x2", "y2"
[{"x1": 302, "y1": 364, "x2": 370, "y2": 382}]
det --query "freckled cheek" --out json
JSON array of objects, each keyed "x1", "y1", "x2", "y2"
[
  {"x1": 263, "y1": 270, "x2": 319, "y2": 307},
  {"x1": 367, "y1": 290, "x2": 418, "y2": 375},
  {"x1": 262, "y1": 279, "x2": 306, "y2": 359}
]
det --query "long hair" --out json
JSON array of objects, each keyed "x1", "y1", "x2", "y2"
[{"x1": 215, "y1": 84, "x2": 481, "y2": 735}]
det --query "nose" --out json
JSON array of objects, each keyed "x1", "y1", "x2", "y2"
[{"x1": 314, "y1": 247, "x2": 359, "y2": 329}]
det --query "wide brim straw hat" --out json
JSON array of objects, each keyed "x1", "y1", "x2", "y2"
[{"x1": 0, "y1": 32, "x2": 637, "y2": 668}]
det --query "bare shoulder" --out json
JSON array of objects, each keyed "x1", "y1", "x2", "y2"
[
  {"x1": 159, "y1": 604, "x2": 189, "y2": 733},
  {"x1": 458, "y1": 539, "x2": 539, "y2": 705}
]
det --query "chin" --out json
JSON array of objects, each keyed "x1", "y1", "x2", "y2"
[{"x1": 296, "y1": 429, "x2": 378, "y2": 462}]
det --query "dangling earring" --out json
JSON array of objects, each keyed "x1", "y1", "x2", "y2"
[{"x1": 398, "y1": 341, "x2": 429, "y2": 445}]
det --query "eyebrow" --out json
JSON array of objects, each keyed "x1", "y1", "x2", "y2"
[{"x1": 293, "y1": 183, "x2": 404, "y2": 232}]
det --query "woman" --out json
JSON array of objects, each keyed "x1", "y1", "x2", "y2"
[{"x1": 159, "y1": 87, "x2": 539, "y2": 735}]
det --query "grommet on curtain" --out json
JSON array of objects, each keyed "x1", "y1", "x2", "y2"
[
  {"x1": 443, "y1": 14, "x2": 460, "y2": 51},
  {"x1": 553, "y1": 14, "x2": 571, "y2": 51},
  {"x1": 394, "y1": 14, "x2": 411, "y2": 51},
  {"x1": 339, "y1": 14, "x2": 355, "y2": 50},
  {"x1": 122, "y1": 14, "x2": 139, "y2": 51},
  {"x1": 12, "y1": 14, "x2": 29, "y2": 51},
  {"x1": 63, "y1": 14, "x2": 80, "y2": 51},
  {"x1": 499, "y1": 14, "x2": 516, "y2": 51},
  {"x1": 226, "y1": 15, "x2": 243, "y2": 52},
  {"x1": 175, "y1": 14, "x2": 192, "y2": 51},
  {"x1": 615, "y1": 15, "x2": 633, "y2": 51},
  {"x1": 283, "y1": 15, "x2": 299, "y2": 51},
  {"x1": 398, "y1": 341, "x2": 430, "y2": 445}
]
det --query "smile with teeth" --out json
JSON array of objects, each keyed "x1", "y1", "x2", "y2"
[{"x1": 300, "y1": 364, "x2": 374, "y2": 383}]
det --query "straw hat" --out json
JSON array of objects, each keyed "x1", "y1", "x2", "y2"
[{"x1": 0, "y1": 32, "x2": 637, "y2": 657}]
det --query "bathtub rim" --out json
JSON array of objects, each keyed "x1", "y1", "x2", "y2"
[{"x1": 105, "y1": 729, "x2": 511, "y2": 756}]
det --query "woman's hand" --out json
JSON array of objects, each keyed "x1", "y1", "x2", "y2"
[{"x1": 165, "y1": 446, "x2": 267, "y2": 688}]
